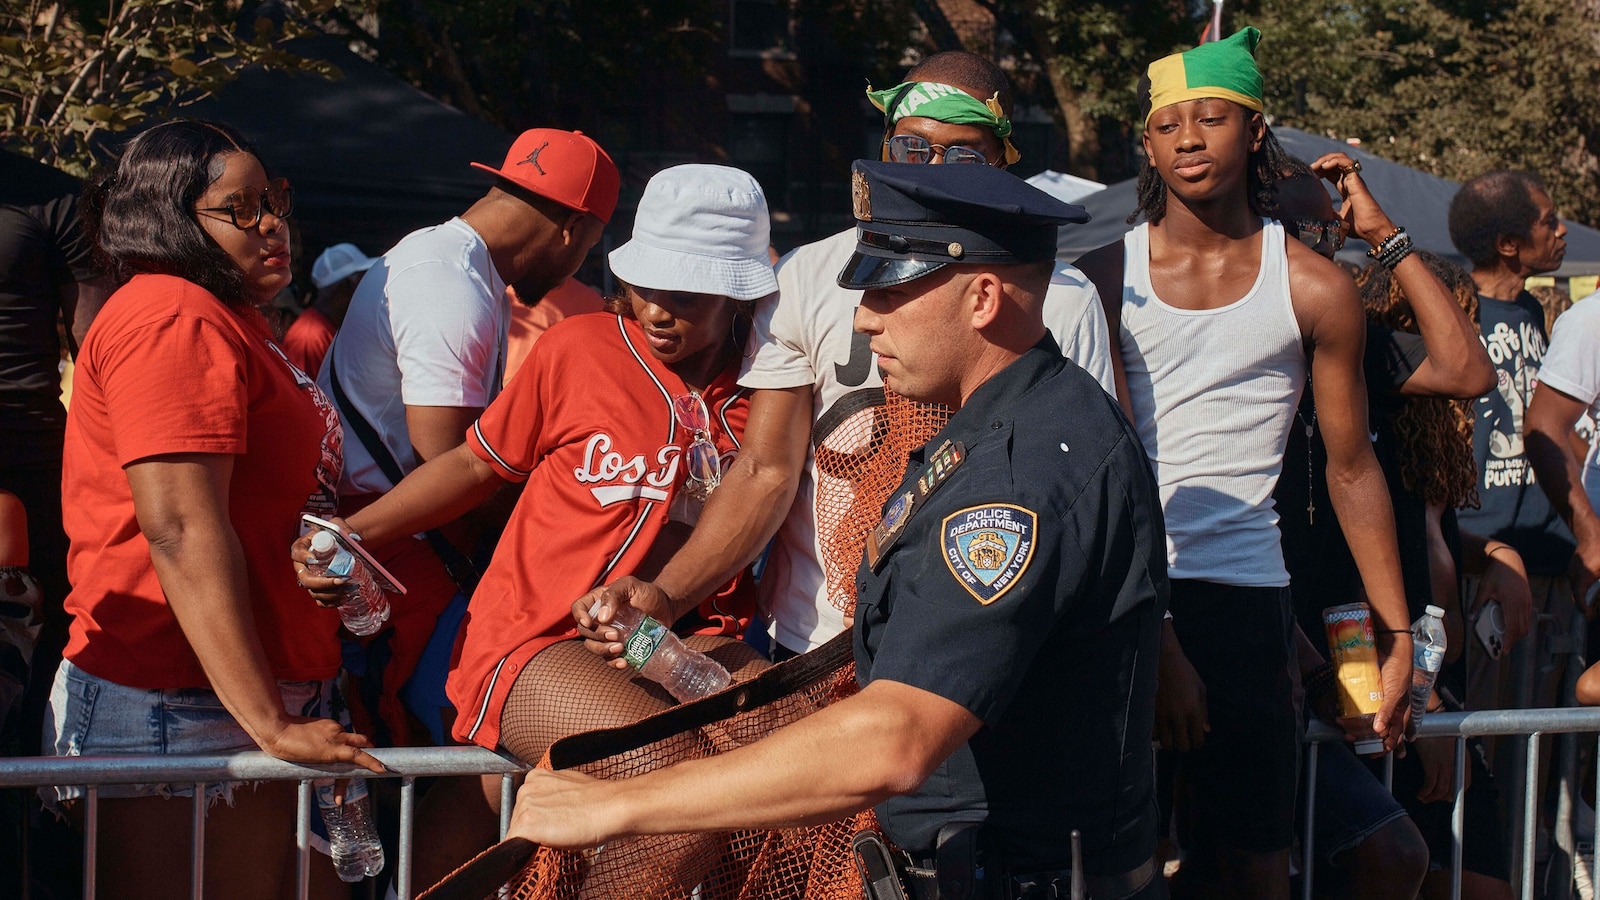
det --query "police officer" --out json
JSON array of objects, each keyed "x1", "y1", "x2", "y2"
[{"x1": 505, "y1": 161, "x2": 1168, "y2": 900}]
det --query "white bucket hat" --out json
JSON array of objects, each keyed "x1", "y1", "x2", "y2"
[
  {"x1": 608, "y1": 164, "x2": 778, "y2": 301},
  {"x1": 311, "y1": 242, "x2": 377, "y2": 289}
]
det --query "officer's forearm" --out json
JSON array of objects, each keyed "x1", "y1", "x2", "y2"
[
  {"x1": 588, "y1": 680, "x2": 980, "y2": 839},
  {"x1": 655, "y1": 385, "x2": 810, "y2": 618}
]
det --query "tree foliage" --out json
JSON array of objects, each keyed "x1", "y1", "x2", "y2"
[
  {"x1": 325, "y1": 1, "x2": 726, "y2": 130},
  {"x1": 907, "y1": 1, "x2": 1200, "y2": 181},
  {"x1": 1006, "y1": 1, "x2": 1196, "y2": 180},
  {"x1": 327, "y1": 0, "x2": 918, "y2": 137},
  {"x1": 925, "y1": 0, "x2": 1597, "y2": 223},
  {"x1": 0, "y1": 0, "x2": 343, "y2": 175},
  {"x1": 1242, "y1": 0, "x2": 1600, "y2": 225}
]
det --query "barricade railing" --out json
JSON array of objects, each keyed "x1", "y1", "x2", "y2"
[
  {"x1": 0, "y1": 746, "x2": 528, "y2": 900},
  {"x1": 4, "y1": 708, "x2": 1600, "y2": 900},
  {"x1": 1303, "y1": 706, "x2": 1600, "y2": 900}
]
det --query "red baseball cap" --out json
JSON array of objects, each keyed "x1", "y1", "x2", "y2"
[{"x1": 471, "y1": 128, "x2": 621, "y2": 223}]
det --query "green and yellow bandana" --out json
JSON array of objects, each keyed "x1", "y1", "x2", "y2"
[
  {"x1": 866, "y1": 81, "x2": 1021, "y2": 166},
  {"x1": 1143, "y1": 26, "x2": 1265, "y2": 126}
]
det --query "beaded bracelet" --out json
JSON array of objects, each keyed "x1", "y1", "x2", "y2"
[
  {"x1": 1367, "y1": 224, "x2": 1407, "y2": 260},
  {"x1": 1377, "y1": 232, "x2": 1415, "y2": 270}
]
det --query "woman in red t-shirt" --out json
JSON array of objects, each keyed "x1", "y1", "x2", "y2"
[
  {"x1": 44, "y1": 120, "x2": 382, "y2": 899},
  {"x1": 294, "y1": 164, "x2": 777, "y2": 884}
]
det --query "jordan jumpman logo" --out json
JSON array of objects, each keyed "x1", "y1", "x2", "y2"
[{"x1": 517, "y1": 142, "x2": 551, "y2": 175}]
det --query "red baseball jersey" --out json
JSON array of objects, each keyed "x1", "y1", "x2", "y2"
[{"x1": 450, "y1": 312, "x2": 753, "y2": 749}]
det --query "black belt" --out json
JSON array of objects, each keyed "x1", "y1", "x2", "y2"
[{"x1": 898, "y1": 857, "x2": 1156, "y2": 900}]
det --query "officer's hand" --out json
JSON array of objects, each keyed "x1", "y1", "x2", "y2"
[
  {"x1": 572, "y1": 577, "x2": 675, "y2": 670},
  {"x1": 506, "y1": 769, "x2": 613, "y2": 850},
  {"x1": 1412, "y1": 735, "x2": 1468, "y2": 804},
  {"x1": 1154, "y1": 629, "x2": 1208, "y2": 752}
]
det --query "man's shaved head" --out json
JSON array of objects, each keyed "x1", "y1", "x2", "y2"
[{"x1": 904, "y1": 51, "x2": 1014, "y2": 117}]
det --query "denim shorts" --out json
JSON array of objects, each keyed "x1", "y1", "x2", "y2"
[
  {"x1": 1306, "y1": 738, "x2": 1409, "y2": 863},
  {"x1": 41, "y1": 659, "x2": 339, "y2": 812}
]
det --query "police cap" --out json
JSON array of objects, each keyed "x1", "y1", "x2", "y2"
[{"x1": 838, "y1": 160, "x2": 1090, "y2": 290}]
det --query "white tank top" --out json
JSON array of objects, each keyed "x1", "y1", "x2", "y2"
[{"x1": 1120, "y1": 219, "x2": 1306, "y2": 586}]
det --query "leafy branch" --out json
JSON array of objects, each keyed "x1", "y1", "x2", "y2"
[{"x1": 0, "y1": 0, "x2": 347, "y2": 176}]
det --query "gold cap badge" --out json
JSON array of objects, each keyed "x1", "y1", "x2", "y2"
[{"x1": 851, "y1": 169, "x2": 872, "y2": 221}]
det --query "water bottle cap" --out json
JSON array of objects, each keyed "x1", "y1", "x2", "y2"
[
  {"x1": 1424, "y1": 605, "x2": 1445, "y2": 618},
  {"x1": 311, "y1": 531, "x2": 337, "y2": 552}
]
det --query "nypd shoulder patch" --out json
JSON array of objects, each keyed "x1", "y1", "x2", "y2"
[{"x1": 940, "y1": 503, "x2": 1037, "y2": 605}]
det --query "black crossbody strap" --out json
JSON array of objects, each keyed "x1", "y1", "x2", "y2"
[
  {"x1": 327, "y1": 351, "x2": 482, "y2": 596},
  {"x1": 547, "y1": 629, "x2": 855, "y2": 770}
]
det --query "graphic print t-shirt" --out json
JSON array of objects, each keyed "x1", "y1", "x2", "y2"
[{"x1": 1457, "y1": 291, "x2": 1574, "y2": 574}]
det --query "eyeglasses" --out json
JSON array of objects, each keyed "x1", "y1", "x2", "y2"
[
  {"x1": 1292, "y1": 218, "x2": 1345, "y2": 257},
  {"x1": 884, "y1": 134, "x2": 992, "y2": 166},
  {"x1": 673, "y1": 391, "x2": 722, "y2": 501},
  {"x1": 196, "y1": 177, "x2": 294, "y2": 230}
]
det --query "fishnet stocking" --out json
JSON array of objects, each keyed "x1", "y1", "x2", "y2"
[{"x1": 499, "y1": 636, "x2": 770, "y2": 766}]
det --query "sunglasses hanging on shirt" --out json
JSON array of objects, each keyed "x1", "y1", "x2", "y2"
[{"x1": 673, "y1": 391, "x2": 723, "y2": 502}]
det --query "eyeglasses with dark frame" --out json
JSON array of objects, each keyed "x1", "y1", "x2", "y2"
[
  {"x1": 196, "y1": 177, "x2": 294, "y2": 230},
  {"x1": 673, "y1": 391, "x2": 723, "y2": 502},
  {"x1": 1292, "y1": 218, "x2": 1346, "y2": 257},
  {"x1": 883, "y1": 134, "x2": 992, "y2": 166}
]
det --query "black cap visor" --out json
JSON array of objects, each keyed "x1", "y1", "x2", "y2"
[{"x1": 837, "y1": 250, "x2": 949, "y2": 290}]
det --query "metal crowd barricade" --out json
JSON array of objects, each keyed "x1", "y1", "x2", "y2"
[
  {"x1": 7, "y1": 708, "x2": 1600, "y2": 900},
  {"x1": 0, "y1": 747, "x2": 528, "y2": 900},
  {"x1": 1301, "y1": 707, "x2": 1600, "y2": 900}
]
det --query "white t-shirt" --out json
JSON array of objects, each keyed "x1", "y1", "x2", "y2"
[
  {"x1": 740, "y1": 227, "x2": 1116, "y2": 652},
  {"x1": 1532, "y1": 290, "x2": 1600, "y2": 507},
  {"x1": 319, "y1": 218, "x2": 508, "y2": 495}
]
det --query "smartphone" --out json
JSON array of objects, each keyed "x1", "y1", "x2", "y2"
[
  {"x1": 301, "y1": 514, "x2": 407, "y2": 595},
  {"x1": 1474, "y1": 599, "x2": 1506, "y2": 660}
]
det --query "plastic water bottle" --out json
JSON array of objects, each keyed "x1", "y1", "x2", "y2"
[
  {"x1": 306, "y1": 531, "x2": 389, "y2": 636},
  {"x1": 591, "y1": 601, "x2": 731, "y2": 700},
  {"x1": 1409, "y1": 604, "x2": 1448, "y2": 730},
  {"x1": 315, "y1": 778, "x2": 385, "y2": 882}
]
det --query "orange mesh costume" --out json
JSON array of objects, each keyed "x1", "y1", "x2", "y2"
[{"x1": 422, "y1": 383, "x2": 949, "y2": 900}]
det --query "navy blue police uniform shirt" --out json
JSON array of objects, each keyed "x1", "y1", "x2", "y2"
[{"x1": 853, "y1": 335, "x2": 1169, "y2": 875}]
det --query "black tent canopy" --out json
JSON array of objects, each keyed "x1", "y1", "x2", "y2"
[
  {"x1": 185, "y1": 36, "x2": 515, "y2": 266},
  {"x1": 1057, "y1": 126, "x2": 1600, "y2": 279}
]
